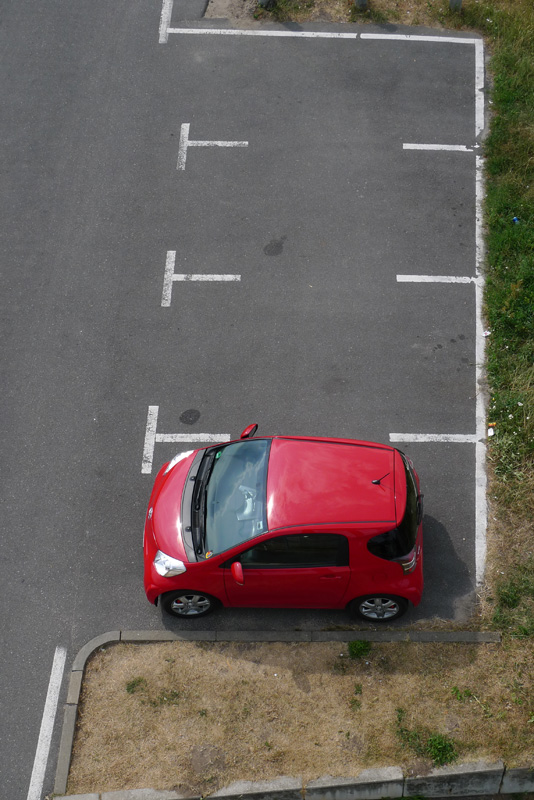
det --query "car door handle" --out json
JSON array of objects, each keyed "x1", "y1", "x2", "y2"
[{"x1": 319, "y1": 575, "x2": 342, "y2": 580}]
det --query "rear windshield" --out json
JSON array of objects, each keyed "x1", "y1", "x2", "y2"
[
  {"x1": 367, "y1": 455, "x2": 418, "y2": 560},
  {"x1": 204, "y1": 439, "x2": 270, "y2": 555}
]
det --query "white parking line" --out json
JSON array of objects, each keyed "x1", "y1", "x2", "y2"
[
  {"x1": 475, "y1": 40, "x2": 485, "y2": 138},
  {"x1": 361, "y1": 33, "x2": 479, "y2": 43},
  {"x1": 177, "y1": 123, "x2": 248, "y2": 170},
  {"x1": 389, "y1": 434, "x2": 478, "y2": 443},
  {"x1": 474, "y1": 153, "x2": 487, "y2": 584},
  {"x1": 396, "y1": 275, "x2": 476, "y2": 284},
  {"x1": 174, "y1": 274, "x2": 241, "y2": 280},
  {"x1": 168, "y1": 27, "x2": 363, "y2": 39},
  {"x1": 162, "y1": 251, "x2": 241, "y2": 307},
  {"x1": 159, "y1": 0, "x2": 174, "y2": 44},
  {"x1": 26, "y1": 646, "x2": 67, "y2": 800},
  {"x1": 403, "y1": 143, "x2": 474, "y2": 151},
  {"x1": 164, "y1": 28, "x2": 479, "y2": 44},
  {"x1": 142, "y1": 406, "x2": 230, "y2": 474}
]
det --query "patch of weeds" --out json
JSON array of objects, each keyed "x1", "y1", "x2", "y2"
[
  {"x1": 348, "y1": 2, "x2": 388, "y2": 24},
  {"x1": 451, "y1": 686, "x2": 473, "y2": 702},
  {"x1": 395, "y1": 708, "x2": 458, "y2": 767},
  {"x1": 150, "y1": 689, "x2": 182, "y2": 707},
  {"x1": 257, "y1": 0, "x2": 314, "y2": 22},
  {"x1": 332, "y1": 656, "x2": 349, "y2": 674},
  {"x1": 198, "y1": 708, "x2": 208, "y2": 717},
  {"x1": 348, "y1": 640, "x2": 372, "y2": 659},
  {"x1": 376, "y1": 654, "x2": 394, "y2": 672},
  {"x1": 426, "y1": 733, "x2": 459, "y2": 766},
  {"x1": 451, "y1": 687, "x2": 493, "y2": 719},
  {"x1": 497, "y1": 579, "x2": 523, "y2": 609},
  {"x1": 507, "y1": 672, "x2": 533, "y2": 710},
  {"x1": 492, "y1": 563, "x2": 534, "y2": 637},
  {"x1": 264, "y1": 741, "x2": 273, "y2": 750},
  {"x1": 125, "y1": 677, "x2": 147, "y2": 695},
  {"x1": 350, "y1": 682, "x2": 363, "y2": 710}
]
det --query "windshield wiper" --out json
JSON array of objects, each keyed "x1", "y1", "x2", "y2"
[{"x1": 191, "y1": 451, "x2": 216, "y2": 555}]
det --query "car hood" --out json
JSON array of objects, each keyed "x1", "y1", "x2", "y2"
[
  {"x1": 266, "y1": 437, "x2": 399, "y2": 530},
  {"x1": 151, "y1": 451, "x2": 197, "y2": 561}
]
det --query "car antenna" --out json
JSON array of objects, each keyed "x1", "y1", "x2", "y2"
[{"x1": 372, "y1": 472, "x2": 390, "y2": 486}]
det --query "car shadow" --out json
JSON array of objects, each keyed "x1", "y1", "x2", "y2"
[{"x1": 418, "y1": 514, "x2": 475, "y2": 622}]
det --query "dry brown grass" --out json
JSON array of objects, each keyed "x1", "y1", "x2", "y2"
[{"x1": 68, "y1": 639, "x2": 534, "y2": 796}]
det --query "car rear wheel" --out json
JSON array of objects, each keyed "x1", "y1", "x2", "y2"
[
  {"x1": 161, "y1": 590, "x2": 219, "y2": 618},
  {"x1": 348, "y1": 595, "x2": 408, "y2": 622}
]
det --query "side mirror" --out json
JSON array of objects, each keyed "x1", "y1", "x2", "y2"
[
  {"x1": 240, "y1": 423, "x2": 258, "y2": 440},
  {"x1": 231, "y1": 561, "x2": 244, "y2": 586}
]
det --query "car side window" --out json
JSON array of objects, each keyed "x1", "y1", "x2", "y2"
[{"x1": 238, "y1": 533, "x2": 349, "y2": 568}]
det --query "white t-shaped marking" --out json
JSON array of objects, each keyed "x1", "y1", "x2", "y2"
[
  {"x1": 162, "y1": 251, "x2": 241, "y2": 306},
  {"x1": 177, "y1": 123, "x2": 248, "y2": 170},
  {"x1": 142, "y1": 406, "x2": 230, "y2": 473}
]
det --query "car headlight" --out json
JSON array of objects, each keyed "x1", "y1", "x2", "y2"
[{"x1": 153, "y1": 550, "x2": 187, "y2": 577}]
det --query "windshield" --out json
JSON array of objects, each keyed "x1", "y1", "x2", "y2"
[{"x1": 200, "y1": 439, "x2": 270, "y2": 556}]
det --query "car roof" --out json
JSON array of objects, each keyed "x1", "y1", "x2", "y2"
[{"x1": 266, "y1": 436, "x2": 403, "y2": 531}]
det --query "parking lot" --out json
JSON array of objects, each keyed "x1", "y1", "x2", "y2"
[
  {"x1": 0, "y1": 4, "x2": 485, "y2": 798},
  {"x1": 140, "y1": 13, "x2": 486, "y2": 624}
]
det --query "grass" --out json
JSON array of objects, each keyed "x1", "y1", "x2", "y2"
[
  {"x1": 348, "y1": 640, "x2": 373, "y2": 659},
  {"x1": 67, "y1": 639, "x2": 534, "y2": 796},
  {"x1": 395, "y1": 708, "x2": 458, "y2": 766}
]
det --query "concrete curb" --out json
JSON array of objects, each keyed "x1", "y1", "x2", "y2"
[{"x1": 55, "y1": 628, "x2": 533, "y2": 800}]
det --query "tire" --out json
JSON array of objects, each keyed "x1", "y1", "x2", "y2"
[
  {"x1": 348, "y1": 595, "x2": 408, "y2": 623},
  {"x1": 161, "y1": 590, "x2": 219, "y2": 618}
]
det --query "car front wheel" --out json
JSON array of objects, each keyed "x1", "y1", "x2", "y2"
[
  {"x1": 161, "y1": 590, "x2": 219, "y2": 618},
  {"x1": 348, "y1": 595, "x2": 408, "y2": 623}
]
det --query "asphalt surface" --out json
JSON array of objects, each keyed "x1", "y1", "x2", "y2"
[{"x1": 0, "y1": 2, "x2": 482, "y2": 798}]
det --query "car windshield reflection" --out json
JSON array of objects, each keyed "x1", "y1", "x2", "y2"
[{"x1": 203, "y1": 439, "x2": 270, "y2": 556}]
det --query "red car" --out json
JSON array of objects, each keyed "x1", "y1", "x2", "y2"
[{"x1": 144, "y1": 426, "x2": 423, "y2": 622}]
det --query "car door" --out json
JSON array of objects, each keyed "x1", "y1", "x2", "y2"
[{"x1": 223, "y1": 532, "x2": 350, "y2": 608}]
